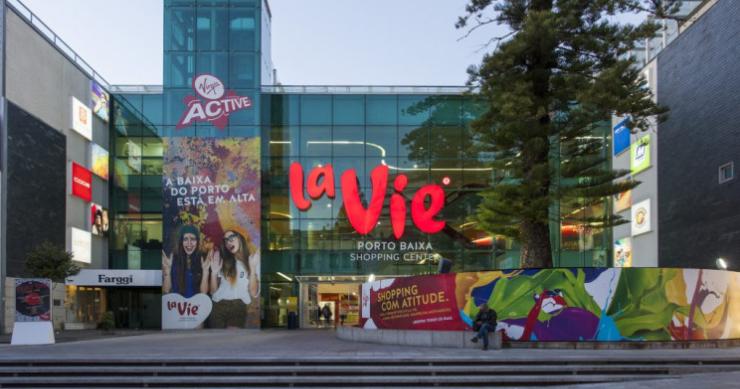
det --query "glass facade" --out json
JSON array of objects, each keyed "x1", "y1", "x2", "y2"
[{"x1": 108, "y1": 0, "x2": 611, "y2": 327}]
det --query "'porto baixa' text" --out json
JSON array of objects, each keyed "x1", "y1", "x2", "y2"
[{"x1": 290, "y1": 163, "x2": 446, "y2": 238}]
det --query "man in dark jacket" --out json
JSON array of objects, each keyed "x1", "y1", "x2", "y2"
[{"x1": 470, "y1": 304, "x2": 497, "y2": 350}]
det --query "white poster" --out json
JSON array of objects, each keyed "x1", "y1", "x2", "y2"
[
  {"x1": 71, "y1": 97, "x2": 92, "y2": 141},
  {"x1": 631, "y1": 199, "x2": 651, "y2": 236},
  {"x1": 70, "y1": 227, "x2": 92, "y2": 264}
]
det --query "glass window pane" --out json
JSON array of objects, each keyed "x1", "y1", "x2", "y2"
[
  {"x1": 399, "y1": 95, "x2": 430, "y2": 126},
  {"x1": 196, "y1": 8, "x2": 228, "y2": 51},
  {"x1": 366, "y1": 126, "x2": 397, "y2": 158},
  {"x1": 366, "y1": 95, "x2": 397, "y2": 125},
  {"x1": 300, "y1": 95, "x2": 332, "y2": 125},
  {"x1": 165, "y1": 53, "x2": 195, "y2": 88},
  {"x1": 229, "y1": 8, "x2": 257, "y2": 51},
  {"x1": 332, "y1": 126, "x2": 365, "y2": 157},
  {"x1": 301, "y1": 127, "x2": 332, "y2": 156},
  {"x1": 333, "y1": 96, "x2": 365, "y2": 125},
  {"x1": 164, "y1": 8, "x2": 195, "y2": 52},
  {"x1": 229, "y1": 53, "x2": 257, "y2": 88}
]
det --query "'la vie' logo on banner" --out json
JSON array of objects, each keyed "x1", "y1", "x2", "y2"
[
  {"x1": 176, "y1": 74, "x2": 252, "y2": 130},
  {"x1": 290, "y1": 163, "x2": 447, "y2": 239}
]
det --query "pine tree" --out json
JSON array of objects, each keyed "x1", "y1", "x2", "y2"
[{"x1": 458, "y1": 0, "x2": 673, "y2": 267}]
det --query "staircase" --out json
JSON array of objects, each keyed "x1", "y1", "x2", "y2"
[{"x1": 0, "y1": 356, "x2": 738, "y2": 388}]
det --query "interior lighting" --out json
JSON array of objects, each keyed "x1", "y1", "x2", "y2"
[
  {"x1": 717, "y1": 257, "x2": 728, "y2": 270},
  {"x1": 276, "y1": 272, "x2": 293, "y2": 282},
  {"x1": 368, "y1": 274, "x2": 376, "y2": 283}
]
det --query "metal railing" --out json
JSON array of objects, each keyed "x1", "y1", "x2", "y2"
[
  {"x1": 109, "y1": 85, "x2": 164, "y2": 94},
  {"x1": 261, "y1": 85, "x2": 473, "y2": 95},
  {"x1": 6, "y1": 0, "x2": 112, "y2": 90}
]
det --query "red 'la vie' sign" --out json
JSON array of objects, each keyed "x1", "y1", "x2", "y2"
[{"x1": 289, "y1": 163, "x2": 446, "y2": 239}]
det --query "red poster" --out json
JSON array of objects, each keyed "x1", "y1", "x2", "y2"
[
  {"x1": 364, "y1": 274, "x2": 467, "y2": 331},
  {"x1": 71, "y1": 162, "x2": 92, "y2": 202}
]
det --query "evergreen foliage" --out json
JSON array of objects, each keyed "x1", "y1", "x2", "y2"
[
  {"x1": 25, "y1": 241, "x2": 80, "y2": 282},
  {"x1": 458, "y1": 0, "x2": 673, "y2": 267}
]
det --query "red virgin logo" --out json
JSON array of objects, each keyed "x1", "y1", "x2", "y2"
[
  {"x1": 176, "y1": 74, "x2": 252, "y2": 130},
  {"x1": 290, "y1": 163, "x2": 446, "y2": 239}
]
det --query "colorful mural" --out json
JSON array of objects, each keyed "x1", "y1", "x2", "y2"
[{"x1": 362, "y1": 268, "x2": 740, "y2": 341}]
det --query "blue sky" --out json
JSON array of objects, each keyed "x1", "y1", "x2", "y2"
[{"x1": 17, "y1": 0, "x2": 642, "y2": 86}]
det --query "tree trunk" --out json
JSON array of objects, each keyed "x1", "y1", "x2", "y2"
[{"x1": 519, "y1": 220, "x2": 553, "y2": 268}]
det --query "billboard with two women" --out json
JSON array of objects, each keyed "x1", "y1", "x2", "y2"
[{"x1": 162, "y1": 137, "x2": 260, "y2": 329}]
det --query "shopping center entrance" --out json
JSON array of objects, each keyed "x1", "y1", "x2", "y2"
[{"x1": 296, "y1": 276, "x2": 362, "y2": 329}]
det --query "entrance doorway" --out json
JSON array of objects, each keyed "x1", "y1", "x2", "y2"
[{"x1": 297, "y1": 277, "x2": 362, "y2": 329}]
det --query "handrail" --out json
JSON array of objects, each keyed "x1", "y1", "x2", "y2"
[
  {"x1": 261, "y1": 85, "x2": 474, "y2": 95},
  {"x1": 6, "y1": 0, "x2": 112, "y2": 90}
]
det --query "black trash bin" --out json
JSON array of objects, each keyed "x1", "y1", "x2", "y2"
[{"x1": 287, "y1": 311, "x2": 298, "y2": 329}]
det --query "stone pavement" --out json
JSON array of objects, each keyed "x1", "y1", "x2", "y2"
[{"x1": 0, "y1": 329, "x2": 739, "y2": 387}]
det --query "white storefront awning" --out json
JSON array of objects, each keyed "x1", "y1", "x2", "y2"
[{"x1": 65, "y1": 269, "x2": 162, "y2": 287}]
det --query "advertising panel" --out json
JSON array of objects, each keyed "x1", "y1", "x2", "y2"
[
  {"x1": 15, "y1": 279, "x2": 52, "y2": 322},
  {"x1": 70, "y1": 227, "x2": 92, "y2": 264},
  {"x1": 631, "y1": 199, "x2": 651, "y2": 236},
  {"x1": 91, "y1": 143, "x2": 109, "y2": 180},
  {"x1": 613, "y1": 118, "x2": 630, "y2": 156},
  {"x1": 71, "y1": 97, "x2": 92, "y2": 140},
  {"x1": 361, "y1": 274, "x2": 465, "y2": 331},
  {"x1": 162, "y1": 137, "x2": 261, "y2": 329},
  {"x1": 91, "y1": 81, "x2": 110, "y2": 122},
  {"x1": 90, "y1": 203, "x2": 109, "y2": 236},
  {"x1": 614, "y1": 238, "x2": 632, "y2": 267},
  {"x1": 613, "y1": 189, "x2": 632, "y2": 213},
  {"x1": 362, "y1": 268, "x2": 740, "y2": 341},
  {"x1": 71, "y1": 162, "x2": 92, "y2": 202},
  {"x1": 630, "y1": 134, "x2": 651, "y2": 175}
]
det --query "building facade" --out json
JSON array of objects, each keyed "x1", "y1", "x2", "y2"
[{"x1": 1, "y1": 0, "x2": 615, "y2": 331}]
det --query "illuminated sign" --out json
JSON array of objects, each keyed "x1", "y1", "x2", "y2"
[
  {"x1": 70, "y1": 227, "x2": 91, "y2": 264},
  {"x1": 71, "y1": 97, "x2": 92, "y2": 140},
  {"x1": 71, "y1": 162, "x2": 92, "y2": 202},
  {"x1": 290, "y1": 163, "x2": 446, "y2": 239},
  {"x1": 176, "y1": 74, "x2": 252, "y2": 129}
]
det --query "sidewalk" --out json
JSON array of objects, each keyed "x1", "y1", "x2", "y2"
[
  {"x1": 1, "y1": 329, "x2": 740, "y2": 362},
  {"x1": 0, "y1": 329, "x2": 158, "y2": 345}
]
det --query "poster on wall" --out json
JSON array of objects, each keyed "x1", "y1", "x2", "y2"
[
  {"x1": 631, "y1": 199, "x2": 651, "y2": 236},
  {"x1": 362, "y1": 268, "x2": 740, "y2": 341},
  {"x1": 162, "y1": 137, "x2": 261, "y2": 329},
  {"x1": 15, "y1": 278, "x2": 52, "y2": 322},
  {"x1": 71, "y1": 162, "x2": 92, "y2": 202},
  {"x1": 70, "y1": 227, "x2": 92, "y2": 264},
  {"x1": 613, "y1": 189, "x2": 632, "y2": 213},
  {"x1": 91, "y1": 143, "x2": 109, "y2": 180},
  {"x1": 90, "y1": 203, "x2": 109, "y2": 236},
  {"x1": 613, "y1": 118, "x2": 630, "y2": 156},
  {"x1": 71, "y1": 96, "x2": 92, "y2": 141},
  {"x1": 614, "y1": 238, "x2": 632, "y2": 267},
  {"x1": 91, "y1": 81, "x2": 110, "y2": 122},
  {"x1": 630, "y1": 134, "x2": 651, "y2": 175}
]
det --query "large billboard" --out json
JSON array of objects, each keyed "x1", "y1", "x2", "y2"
[
  {"x1": 362, "y1": 268, "x2": 740, "y2": 341},
  {"x1": 162, "y1": 137, "x2": 261, "y2": 329}
]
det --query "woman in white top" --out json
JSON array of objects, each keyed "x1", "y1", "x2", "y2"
[{"x1": 207, "y1": 228, "x2": 260, "y2": 328}]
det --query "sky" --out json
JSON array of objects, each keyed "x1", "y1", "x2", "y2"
[{"x1": 17, "y1": 0, "x2": 643, "y2": 86}]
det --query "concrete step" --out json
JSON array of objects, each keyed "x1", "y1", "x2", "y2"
[
  {"x1": 0, "y1": 373, "x2": 678, "y2": 386},
  {"x1": 0, "y1": 363, "x2": 734, "y2": 375}
]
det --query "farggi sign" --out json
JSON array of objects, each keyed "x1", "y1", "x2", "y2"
[
  {"x1": 176, "y1": 74, "x2": 252, "y2": 130},
  {"x1": 290, "y1": 163, "x2": 446, "y2": 238}
]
